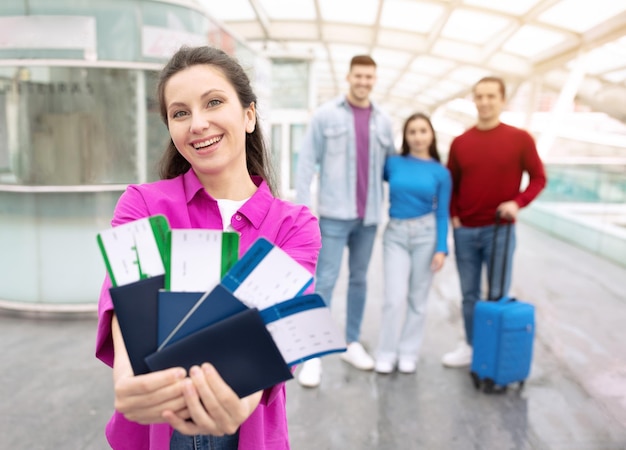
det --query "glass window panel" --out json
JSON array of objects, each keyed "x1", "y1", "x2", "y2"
[
  {"x1": 271, "y1": 124, "x2": 282, "y2": 187},
  {"x1": 503, "y1": 25, "x2": 567, "y2": 57},
  {"x1": 463, "y1": 0, "x2": 541, "y2": 16},
  {"x1": 197, "y1": 0, "x2": 257, "y2": 21},
  {"x1": 96, "y1": 7, "x2": 140, "y2": 61},
  {"x1": 539, "y1": 164, "x2": 626, "y2": 203},
  {"x1": 572, "y1": 40, "x2": 626, "y2": 75},
  {"x1": 260, "y1": 0, "x2": 316, "y2": 20},
  {"x1": 328, "y1": 44, "x2": 369, "y2": 64},
  {"x1": 0, "y1": 66, "x2": 141, "y2": 185},
  {"x1": 447, "y1": 66, "x2": 491, "y2": 85},
  {"x1": 141, "y1": 1, "x2": 207, "y2": 33},
  {"x1": 0, "y1": 189, "x2": 121, "y2": 303},
  {"x1": 141, "y1": 1, "x2": 211, "y2": 62},
  {"x1": 538, "y1": 0, "x2": 626, "y2": 33},
  {"x1": 0, "y1": 0, "x2": 213, "y2": 62},
  {"x1": 0, "y1": 2, "x2": 26, "y2": 14},
  {"x1": 433, "y1": 39, "x2": 481, "y2": 63},
  {"x1": 271, "y1": 60, "x2": 310, "y2": 109},
  {"x1": 377, "y1": 29, "x2": 428, "y2": 51},
  {"x1": 0, "y1": 103, "x2": 6, "y2": 175},
  {"x1": 441, "y1": 9, "x2": 512, "y2": 45},
  {"x1": 410, "y1": 56, "x2": 455, "y2": 76},
  {"x1": 371, "y1": 48, "x2": 413, "y2": 69},
  {"x1": 380, "y1": 0, "x2": 445, "y2": 33},
  {"x1": 145, "y1": 70, "x2": 171, "y2": 182},
  {"x1": 1, "y1": 0, "x2": 140, "y2": 61},
  {"x1": 319, "y1": 0, "x2": 378, "y2": 25},
  {"x1": 603, "y1": 68, "x2": 626, "y2": 84},
  {"x1": 290, "y1": 124, "x2": 306, "y2": 190}
]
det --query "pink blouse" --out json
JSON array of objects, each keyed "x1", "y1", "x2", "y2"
[{"x1": 96, "y1": 170, "x2": 321, "y2": 449}]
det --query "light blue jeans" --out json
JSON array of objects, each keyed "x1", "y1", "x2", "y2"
[
  {"x1": 376, "y1": 215, "x2": 436, "y2": 364},
  {"x1": 453, "y1": 223, "x2": 516, "y2": 344},
  {"x1": 169, "y1": 430, "x2": 239, "y2": 450},
  {"x1": 316, "y1": 217, "x2": 378, "y2": 343}
]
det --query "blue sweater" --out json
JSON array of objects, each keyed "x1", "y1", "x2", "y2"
[{"x1": 384, "y1": 155, "x2": 452, "y2": 253}]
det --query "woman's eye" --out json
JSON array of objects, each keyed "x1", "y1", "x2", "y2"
[
  {"x1": 172, "y1": 110, "x2": 187, "y2": 119},
  {"x1": 207, "y1": 99, "x2": 222, "y2": 108}
]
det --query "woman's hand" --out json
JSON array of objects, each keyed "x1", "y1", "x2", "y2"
[
  {"x1": 114, "y1": 368, "x2": 189, "y2": 424},
  {"x1": 111, "y1": 314, "x2": 189, "y2": 424},
  {"x1": 163, "y1": 363, "x2": 263, "y2": 436},
  {"x1": 431, "y1": 252, "x2": 446, "y2": 272}
]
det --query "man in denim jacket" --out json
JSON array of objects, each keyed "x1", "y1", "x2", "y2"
[{"x1": 295, "y1": 55, "x2": 396, "y2": 388}]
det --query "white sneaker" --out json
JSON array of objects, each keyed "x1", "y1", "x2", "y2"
[
  {"x1": 375, "y1": 360, "x2": 395, "y2": 374},
  {"x1": 398, "y1": 359, "x2": 417, "y2": 374},
  {"x1": 341, "y1": 342, "x2": 375, "y2": 370},
  {"x1": 298, "y1": 358, "x2": 322, "y2": 388},
  {"x1": 441, "y1": 342, "x2": 473, "y2": 368}
]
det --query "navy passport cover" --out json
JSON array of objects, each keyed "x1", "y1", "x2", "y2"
[
  {"x1": 144, "y1": 308, "x2": 293, "y2": 398},
  {"x1": 157, "y1": 285, "x2": 248, "y2": 347},
  {"x1": 109, "y1": 275, "x2": 165, "y2": 375}
]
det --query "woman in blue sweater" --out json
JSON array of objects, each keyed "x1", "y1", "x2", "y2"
[{"x1": 375, "y1": 112, "x2": 451, "y2": 374}]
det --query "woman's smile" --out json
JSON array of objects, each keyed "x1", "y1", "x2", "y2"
[{"x1": 191, "y1": 135, "x2": 223, "y2": 152}]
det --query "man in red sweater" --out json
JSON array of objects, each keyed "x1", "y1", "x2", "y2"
[{"x1": 442, "y1": 76, "x2": 546, "y2": 368}]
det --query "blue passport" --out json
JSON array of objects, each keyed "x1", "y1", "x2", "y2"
[
  {"x1": 109, "y1": 275, "x2": 165, "y2": 375},
  {"x1": 157, "y1": 284, "x2": 248, "y2": 348},
  {"x1": 144, "y1": 308, "x2": 293, "y2": 398}
]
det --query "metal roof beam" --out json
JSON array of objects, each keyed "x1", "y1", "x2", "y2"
[{"x1": 248, "y1": 0, "x2": 271, "y2": 39}]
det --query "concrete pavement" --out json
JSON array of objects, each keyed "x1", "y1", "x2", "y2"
[{"x1": 1, "y1": 221, "x2": 625, "y2": 449}]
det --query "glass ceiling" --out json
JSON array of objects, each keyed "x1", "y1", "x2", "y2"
[{"x1": 196, "y1": 0, "x2": 626, "y2": 126}]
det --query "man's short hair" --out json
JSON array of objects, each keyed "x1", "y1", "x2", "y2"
[
  {"x1": 474, "y1": 76, "x2": 506, "y2": 98},
  {"x1": 350, "y1": 55, "x2": 377, "y2": 69}
]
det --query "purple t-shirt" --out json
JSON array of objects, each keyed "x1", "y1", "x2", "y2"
[
  {"x1": 96, "y1": 169, "x2": 321, "y2": 450},
  {"x1": 349, "y1": 102, "x2": 371, "y2": 219}
]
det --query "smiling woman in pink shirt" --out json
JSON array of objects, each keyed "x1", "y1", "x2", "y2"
[{"x1": 95, "y1": 46, "x2": 321, "y2": 450}]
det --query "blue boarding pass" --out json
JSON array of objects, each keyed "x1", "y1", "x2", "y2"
[
  {"x1": 259, "y1": 294, "x2": 346, "y2": 366},
  {"x1": 221, "y1": 238, "x2": 313, "y2": 310}
]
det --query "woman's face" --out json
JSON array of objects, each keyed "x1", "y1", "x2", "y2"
[
  {"x1": 164, "y1": 64, "x2": 256, "y2": 179},
  {"x1": 404, "y1": 117, "x2": 433, "y2": 156}
]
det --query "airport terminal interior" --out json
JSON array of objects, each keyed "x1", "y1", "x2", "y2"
[{"x1": 0, "y1": 0, "x2": 625, "y2": 449}]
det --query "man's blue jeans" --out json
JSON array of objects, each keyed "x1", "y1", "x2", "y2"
[
  {"x1": 316, "y1": 217, "x2": 378, "y2": 343},
  {"x1": 453, "y1": 223, "x2": 516, "y2": 344}
]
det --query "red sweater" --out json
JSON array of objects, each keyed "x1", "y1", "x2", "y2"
[{"x1": 447, "y1": 122, "x2": 546, "y2": 227}]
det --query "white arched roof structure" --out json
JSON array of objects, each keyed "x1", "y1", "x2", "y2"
[{"x1": 198, "y1": 0, "x2": 626, "y2": 126}]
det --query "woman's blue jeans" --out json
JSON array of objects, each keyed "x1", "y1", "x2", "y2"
[
  {"x1": 169, "y1": 430, "x2": 239, "y2": 450},
  {"x1": 316, "y1": 217, "x2": 378, "y2": 343},
  {"x1": 376, "y1": 215, "x2": 436, "y2": 364},
  {"x1": 452, "y1": 223, "x2": 516, "y2": 344}
]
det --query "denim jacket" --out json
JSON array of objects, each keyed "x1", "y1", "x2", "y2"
[{"x1": 296, "y1": 95, "x2": 395, "y2": 226}]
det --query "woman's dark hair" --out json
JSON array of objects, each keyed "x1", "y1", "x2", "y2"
[
  {"x1": 400, "y1": 112, "x2": 441, "y2": 162},
  {"x1": 156, "y1": 46, "x2": 276, "y2": 194}
]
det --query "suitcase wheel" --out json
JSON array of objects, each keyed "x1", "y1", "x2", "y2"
[
  {"x1": 482, "y1": 379, "x2": 508, "y2": 394},
  {"x1": 470, "y1": 371, "x2": 481, "y2": 390}
]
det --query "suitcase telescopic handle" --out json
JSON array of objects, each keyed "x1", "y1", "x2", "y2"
[{"x1": 487, "y1": 211, "x2": 512, "y2": 301}]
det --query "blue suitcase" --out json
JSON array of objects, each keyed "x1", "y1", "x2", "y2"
[{"x1": 470, "y1": 216, "x2": 535, "y2": 393}]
